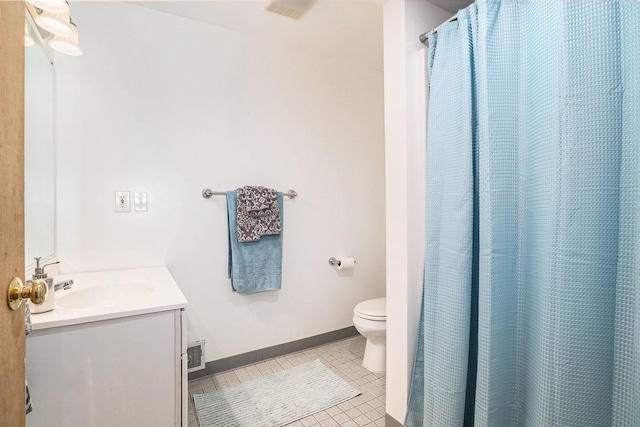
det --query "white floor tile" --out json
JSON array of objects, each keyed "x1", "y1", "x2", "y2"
[{"x1": 188, "y1": 336, "x2": 386, "y2": 427}]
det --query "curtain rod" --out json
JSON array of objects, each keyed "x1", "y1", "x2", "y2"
[{"x1": 419, "y1": 13, "x2": 459, "y2": 47}]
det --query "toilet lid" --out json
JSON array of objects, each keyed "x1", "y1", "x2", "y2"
[{"x1": 354, "y1": 298, "x2": 386, "y2": 320}]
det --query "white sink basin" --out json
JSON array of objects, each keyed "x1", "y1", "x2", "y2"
[
  {"x1": 56, "y1": 282, "x2": 154, "y2": 309},
  {"x1": 29, "y1": 266, "x2": 188, "y2": 330}
]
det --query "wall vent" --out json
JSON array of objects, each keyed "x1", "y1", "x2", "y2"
[
  {"x1": 264, "y1": 0, "x2": 317, "y2": 20},
  {"x1": 187, "y1": 341, "x2": 205, "y2": 372}
]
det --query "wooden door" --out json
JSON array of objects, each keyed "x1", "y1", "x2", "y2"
[{"x1": 0, "y1": 1, "x2": 26, "y2": 426}]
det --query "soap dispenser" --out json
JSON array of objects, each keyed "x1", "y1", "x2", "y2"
[{"x1": 29, "y1": 257, "x2": 60, "y2": 314}]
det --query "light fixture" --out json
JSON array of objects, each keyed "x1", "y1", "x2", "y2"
[
  {"x1": 28, "y1": 0, "x2": 69, "y2": 14},
  {"x1": 27, "y1": 0, "x2": 82, "y2": 57},
  {"x1": 25, "y1": 22, "x2": 35, "y2": 47},
  {"x1": 35, "y1": 8, "x2": 73, "y2": 37},
  {"x1": 48, "y1": 21, "x2": 82, "y2": 56}
]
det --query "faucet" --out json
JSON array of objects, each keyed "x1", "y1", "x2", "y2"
[{"x1": 54, "y1": 280, "x2": 73, "y2": 292}]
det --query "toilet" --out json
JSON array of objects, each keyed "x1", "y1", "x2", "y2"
[{"x1": 352, "y1": 297, "x2": 386, "y2": 373}]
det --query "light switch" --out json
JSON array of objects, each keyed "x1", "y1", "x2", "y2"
[
  {"x1": 115, "y1": 192, "x2": 130, "y2": 212},
  {"x1": 134, "y1": 192, "x2": 148, "y2": 212}
]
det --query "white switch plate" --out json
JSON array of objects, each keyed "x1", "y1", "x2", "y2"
[
  {"x1": 134, "y1": 192, "x2": 148, "y2": 212},
  {"x1": 115, "y1": 191, "x2": 130, "y2": 212}
]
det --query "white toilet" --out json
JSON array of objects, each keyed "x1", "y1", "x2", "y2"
[{"x1": 352, "y1": 297, "x2": 386, "y2": 373}]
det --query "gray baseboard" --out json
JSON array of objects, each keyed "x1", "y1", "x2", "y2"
[
  {"x1": 386, "y1": 413, "x2": 403, "y2": 427},
  {"x1": 188, "y1": 326, "x2": 358, "y2": 380}
]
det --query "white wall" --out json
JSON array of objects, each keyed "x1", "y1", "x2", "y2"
[
  {"x1": 383, "y1": 0, "x2": 452, "y2": 422},
  {"x1": 54, "y1": 2, "x2": 385, "y2": 362}
]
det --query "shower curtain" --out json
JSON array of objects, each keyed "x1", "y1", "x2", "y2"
[{"x1": 406, "y1": 1, "x2": 639, "y2": 426}]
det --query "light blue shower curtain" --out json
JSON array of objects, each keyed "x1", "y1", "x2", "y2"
[{"x1": 406, "y1": 1, "x2": 640, "y2": 426}]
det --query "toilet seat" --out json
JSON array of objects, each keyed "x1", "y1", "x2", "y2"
[{"x1": 354, "y1": 298, "x2": 386, "y2": 321}]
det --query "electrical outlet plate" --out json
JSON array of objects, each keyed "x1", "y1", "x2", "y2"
[
  {"x1": 134, "y1": 192, "x2": 148, "y2": 212},
  {"x1": 115, "y1": 191, "x2": 130, "y2": 212}
]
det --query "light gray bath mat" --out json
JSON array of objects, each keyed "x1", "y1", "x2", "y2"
[{"x1": 193, "y1": 359, "x2": 360, "y2": 427}]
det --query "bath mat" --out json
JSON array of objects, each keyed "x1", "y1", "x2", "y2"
[{"x1": 193, "y1": 359, "x2": 360, "y2": 427}]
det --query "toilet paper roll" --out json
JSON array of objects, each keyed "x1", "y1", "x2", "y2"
[{"x1": 336, "y1": 257, "x2": 356, "y2": 270}]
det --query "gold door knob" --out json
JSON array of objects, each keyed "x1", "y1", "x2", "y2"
[{"x1": 7, "y1": 277, "x2": 47, "y2": 311}]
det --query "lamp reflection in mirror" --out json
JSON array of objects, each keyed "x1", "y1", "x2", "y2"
[
  {"x1": 35, "y1": 8, "x2": 73, "y2": 37},
  {"x1": 28, "y1": 0, "x2": 69, "y2": 14},
  {"x1": 49, "y1": 21, "x2": 82, "y2": 56}
]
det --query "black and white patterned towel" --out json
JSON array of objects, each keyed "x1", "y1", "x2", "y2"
[
  {"x1": 26, "y1": 301, "x2": 32, "y2": 415},
  {"x1": 236, "y1": 186, "x2": 281, "y2": 243},
  {"x1": 25, "y1": 300, "x2": 32, "y2": 336}
]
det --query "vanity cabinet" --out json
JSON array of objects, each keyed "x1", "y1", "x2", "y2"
[
  {"x1": 27, "y1": 309, "x2": 186, "y2": 426},
  {"x1": 25, "y1": 267, "x2": 188, "y2": 427}
]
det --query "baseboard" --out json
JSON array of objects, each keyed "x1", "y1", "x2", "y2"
[
  {"x1": 386, "y1": 413, "x2": 403, "y2": 427},
  {"x1": 188, "y1": 326, "x2": 358, "y2": 380}
]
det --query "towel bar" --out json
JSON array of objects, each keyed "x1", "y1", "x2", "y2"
[{"x1": 202, "y1": 188, "x2": 298, "y2": 199}]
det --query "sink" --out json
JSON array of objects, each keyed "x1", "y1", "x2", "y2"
[{"x1": 56, "y1": 282, "x2": 154, "y2": 309}]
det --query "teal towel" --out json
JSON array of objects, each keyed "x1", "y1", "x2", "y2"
[{"x1": 227, "y1": 191, "x2": 283, "y2": 294}]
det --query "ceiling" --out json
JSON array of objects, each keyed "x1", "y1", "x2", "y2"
[
  {"x1": 126, "y1": 0, "x2": 471, "y2": 70},
  {"x1": 427, "y1": 0, "x2": 471, "y2": 14}
]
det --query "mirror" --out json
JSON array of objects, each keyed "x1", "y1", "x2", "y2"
[{"x1": 24, "y1": 19, "x2": 55, "y2": 267}]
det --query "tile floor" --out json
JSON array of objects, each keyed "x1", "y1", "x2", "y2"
[{"x1": 188, "y1": 335, "x2": 385, "y2": 427}]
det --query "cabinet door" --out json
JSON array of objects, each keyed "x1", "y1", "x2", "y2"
[{"x1": 27, "y1": 312, "x2": 178, "y2": 426}]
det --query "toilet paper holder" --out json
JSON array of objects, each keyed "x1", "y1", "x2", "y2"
[{"x1": 328, "y1": 257, "x2": 356, "y2": 267}]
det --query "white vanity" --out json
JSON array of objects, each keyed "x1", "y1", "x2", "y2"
[{"x1": 26, "y1": 266, "x2": 188, "y2": 427}]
